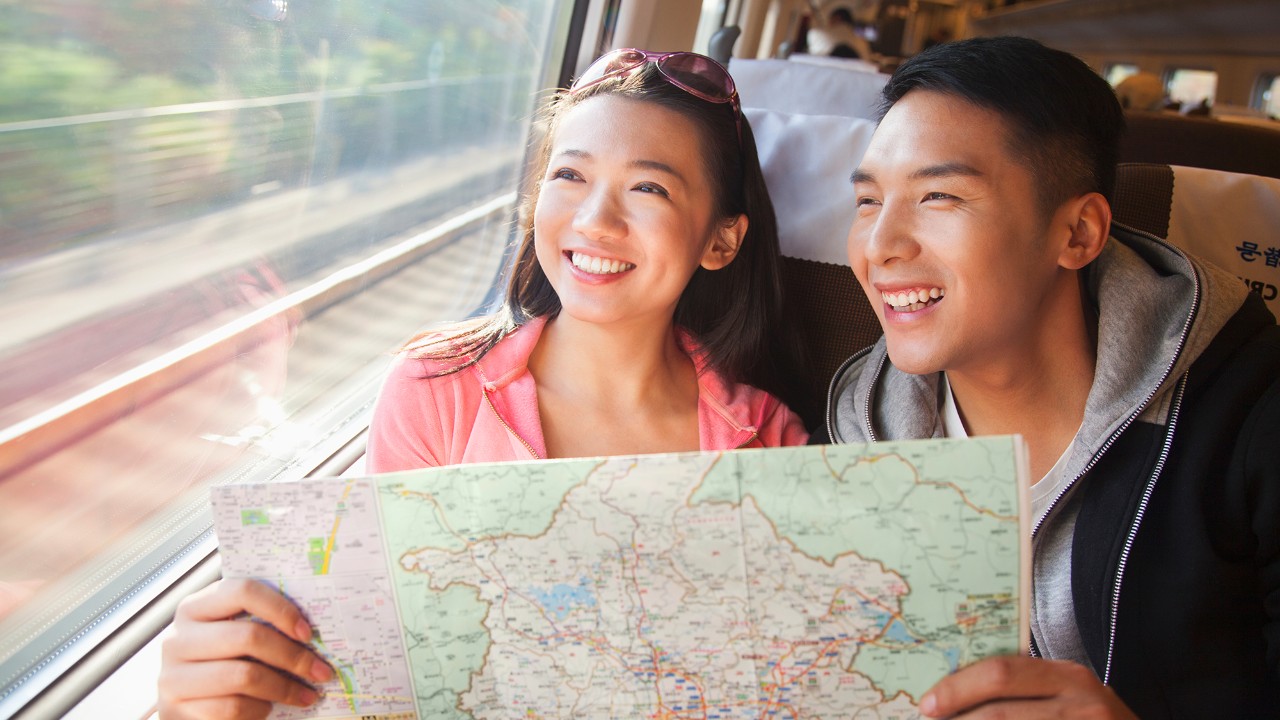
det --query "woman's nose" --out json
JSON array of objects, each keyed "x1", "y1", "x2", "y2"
[{"x1": 571, "y1": 187, "x2": 626, "y2": 240}]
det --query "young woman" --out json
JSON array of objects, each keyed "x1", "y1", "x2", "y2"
[{"x1": 157, "y1": 49, "x2": 809, "y2": 718}]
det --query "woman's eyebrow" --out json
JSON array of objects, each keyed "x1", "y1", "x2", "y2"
[{"x1": 630, "y1": 159, "x2": 684, "y2": 182}]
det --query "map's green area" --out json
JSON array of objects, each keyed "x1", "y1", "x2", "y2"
[
  {"x1": 240, "y1": 509, "x2": 269, "y2": 525},
  {"x1": 395, "y1": 584, "x2": 490, "y2": 717},
  {"x1": 377, "y1": 461, "x2": 597, "y2": 715},
  {"x1": 377, "y1": 461, "x2": 593, "y2": 552},
  {"x1": 688, "y1": 438, "x2": 1023, "y2": 699}
]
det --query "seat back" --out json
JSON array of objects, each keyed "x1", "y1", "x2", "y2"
[
  {"x1": 1119, "y1": 112, "x2": 1280, "y2": 180},
  {"x1": 730, "y1": 57, "x2": 888, "y2": 117},
  {"x1": 1114, "y1": 163, "x2": 1280, "y2": 315},
  {"x1": 738, "y1": 58, "x2": 888, "y2": 428}
]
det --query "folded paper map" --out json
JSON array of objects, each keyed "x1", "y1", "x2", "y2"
[{"x1": 211, "y1": 437, "x2": 1029, "y2": 719}]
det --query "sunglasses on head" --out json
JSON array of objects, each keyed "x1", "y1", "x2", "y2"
[{"x1": 571, "y1": 49, "x2": 741, "y2": 139}]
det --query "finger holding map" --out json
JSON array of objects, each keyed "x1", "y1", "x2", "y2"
[{"x1": 158, "y1": 578, "x2": 333, "y2": 718}]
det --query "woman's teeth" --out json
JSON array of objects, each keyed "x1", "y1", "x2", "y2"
[
  {"x1": 571, "y1": 251, "x2": 634, "y2": 275},
  {"x1": 882, "y1": 287, "x2": 944, "y2": 312}
]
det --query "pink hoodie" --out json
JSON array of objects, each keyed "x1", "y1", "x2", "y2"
[{"x1": 366, "y1": 317, "x2": 808, "y2": 472}]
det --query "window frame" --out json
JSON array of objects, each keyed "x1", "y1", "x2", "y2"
[
  {"x1": 1163, "y1": 65, "x2": 1221, "y2": 107},
  {"x1": 1253, "y1": 72, "x2": 1280, "y2": 117}
]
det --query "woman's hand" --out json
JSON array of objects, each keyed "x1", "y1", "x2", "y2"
[{"x1": 157, "y1": 578, "x2": 333, "y2": 719}]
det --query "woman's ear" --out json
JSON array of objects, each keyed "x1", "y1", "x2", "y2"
[
  {"x1": 1057, "y1": 192, "x2": 1111, "y2": 271},
  {"x1": 701, "y1": 214, "x2": 748, "y2": 270}
]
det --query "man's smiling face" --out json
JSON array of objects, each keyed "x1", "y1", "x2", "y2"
[{"x1": 847, "y1": 89, "x2": 1068, "y2": 377}]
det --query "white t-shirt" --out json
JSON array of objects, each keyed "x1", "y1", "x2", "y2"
[{"x1": 940, "y1": 374, "x2": 1095, "y2": 669}]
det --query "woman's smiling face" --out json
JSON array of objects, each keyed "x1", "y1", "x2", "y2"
[{"x1": 533, "y1": 94, "x2": 744, "y2": 330}]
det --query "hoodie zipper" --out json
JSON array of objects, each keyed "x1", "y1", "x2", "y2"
[
  {"x1": 1101, "y1": 371, "x2": 1186, "y2": 683},
  {"x1": 824, "y1": 345, "x2": 878, "y2": 442},
  {"x1": 483, "y1": 387, "x2": 542, "y2": 460},
  {"x1": 1027, "y1": 229, "x2": 1202, "y2": 670}
]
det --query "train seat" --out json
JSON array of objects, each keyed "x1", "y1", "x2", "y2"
[
  {"x1": 729, "y1": 57, "x2": 888, "y2": 117},
  {"x1": 1119, "y1": 112, "x2": 1280, "y2": 180},
  {"x1": 1113, "y1": 163, "x2": 1280, "y2": 316},
  {"x1": 735, "y1": 57, "x2": 888, "y2": 428}
]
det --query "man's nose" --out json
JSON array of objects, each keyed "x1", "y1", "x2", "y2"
[{"x1": 860, "y1": 201, "x2": 920, "y2": 267}]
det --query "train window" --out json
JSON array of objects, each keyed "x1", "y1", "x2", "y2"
[
  {"x1": 1166, "y1": 67, "x2": 1219, "y2": 107},
  {"x1": 1257, "y1": 74, "x2": 1280, "y2": 117},
  {"x1": 0, "y1": 0, "x2": 569, "y2": 712},
  {"x1": 1104, "y1": 63, "x2": 1140, "y2": 87}
]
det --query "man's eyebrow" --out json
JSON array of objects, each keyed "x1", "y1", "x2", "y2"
[
  {"x1": 851, "y1": 163, "x2": 986, "y2": 185},
  {"x1": 909, "y1": 162, "x2": 984, "y2": 180}
]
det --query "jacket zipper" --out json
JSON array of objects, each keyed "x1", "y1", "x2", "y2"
[
  {"x1": 1027, "y1": 227, "x2": 1203, "y2": 665},
  {"x1": 483, "y1": 387, "x2": 542, "y2": 460},
  {"x1": 824, "y1": 345, "x2": 877, "y2": 442},
  {"x1": 1101, "y1": 371, "x2": 1186, "y2": 683}
]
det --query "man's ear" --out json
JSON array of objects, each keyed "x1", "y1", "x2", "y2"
[
  {"x1": 701, "y1": 214, "x2": 749, "y2": 270},
  {"x1": 1056, "y1": 192, "x2": 1111, "y2": 271}
]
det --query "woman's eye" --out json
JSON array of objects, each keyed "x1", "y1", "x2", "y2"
[
  {"x1": 634, "y1": 182, "x2": 669, "y2": 197},
  {"x1": 550, "y1": 168, "x2": 580, "y2": 181}
]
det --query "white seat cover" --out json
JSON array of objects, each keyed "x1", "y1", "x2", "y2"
[
  {"x1": 1165, "y1": 165, "x2": 1280, "y2": 315},
  {"x1": 730, "y1": 58, "x2": 887, "y2": 118}
]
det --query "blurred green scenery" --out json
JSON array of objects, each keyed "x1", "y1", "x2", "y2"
[{"x1": 0, "y1": 0, "x2": 548, "y2": 260}]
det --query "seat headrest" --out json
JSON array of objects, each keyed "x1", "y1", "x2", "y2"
[
  {"x1": 747, "y1": 108, "x2": 878, "y2": 265},
  {"x1": 730, "y1": 58, "x2": 887, "y2": 118}
]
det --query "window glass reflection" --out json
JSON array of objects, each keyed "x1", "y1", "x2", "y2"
[{"x1": 0, "y1": 0, "x2": 561, "y2": 700}]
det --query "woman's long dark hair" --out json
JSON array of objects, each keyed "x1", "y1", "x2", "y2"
[{"x1": 407, "y1": 61, "x2": 811, "y2": 421}]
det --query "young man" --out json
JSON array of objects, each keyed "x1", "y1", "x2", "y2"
[{"x1": 820, "y1": 36, "x2": 1280, "y2": 717}]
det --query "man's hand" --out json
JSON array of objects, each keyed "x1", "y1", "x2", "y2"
[{"x1": 919, "y1": 656, "x2": 1138, "y2": 719}]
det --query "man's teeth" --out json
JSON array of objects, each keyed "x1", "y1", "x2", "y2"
[
  {"x1": 571, "y1": 252, "x2": 634, "y2": 275},
  {"x1": 881, "y1": 287, "x2": 944, "y2": 311}
]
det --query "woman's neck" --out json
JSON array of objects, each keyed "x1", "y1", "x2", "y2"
[{"x1": 527, "y1": 313, "x2": 701, "y2": 458}]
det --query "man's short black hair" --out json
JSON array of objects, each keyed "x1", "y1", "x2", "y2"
[{"x1": 879, "y1": 36, "x2": 1125, "y2": 212}]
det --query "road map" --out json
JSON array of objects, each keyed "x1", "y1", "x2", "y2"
[{"x1": 211, "y1": 438, "x2": 1029, "y2": 719}]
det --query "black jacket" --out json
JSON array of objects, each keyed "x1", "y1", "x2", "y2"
[
  {"x1": 819, "y1": 226, "x2": 1280, "y2": 717},
  {"x1": 1073, "y1": 292, "x2": 1280, "y2": 717}
]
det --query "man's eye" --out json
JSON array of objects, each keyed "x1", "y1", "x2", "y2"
[
  {"x1": 856, "y1": 196, "x2": 881, "y2": 207},
  {"x1": 924, "y1": 192, "x2": 955, "y2": 201}
]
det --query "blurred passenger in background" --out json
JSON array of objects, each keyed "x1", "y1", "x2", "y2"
[{"x1": 807, "y1": 7, "x2": 873, "y2": 61}]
